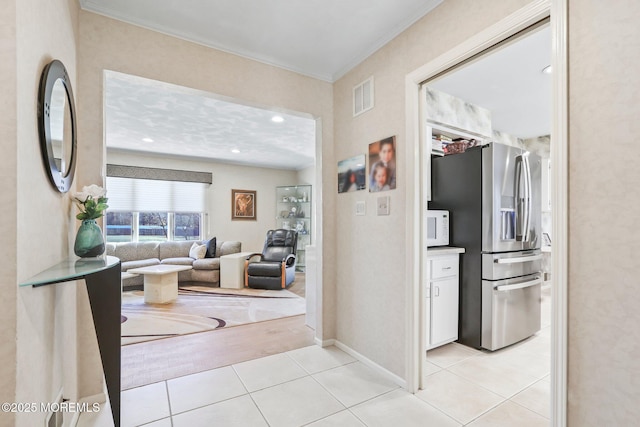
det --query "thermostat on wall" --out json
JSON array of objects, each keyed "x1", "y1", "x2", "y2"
[{"x1": 355, "y1": 201, "x2": 366, "y2": 216}]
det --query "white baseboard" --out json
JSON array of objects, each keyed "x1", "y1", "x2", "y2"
[
  {"x1": 315, "y1": 337, "x2": 335, "y2": 347},
  {"x1": 68, "y1": 392, "x2": 106, "y2": 427},
  {"x1": 333, "y1": 340, "x2": 407, "y2": 389}
]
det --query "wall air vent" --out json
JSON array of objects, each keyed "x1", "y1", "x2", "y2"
[{"x1": 353, "y1": 76, "x2": 374, "y2": 117}]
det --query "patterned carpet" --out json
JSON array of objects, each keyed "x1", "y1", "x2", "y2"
[{"x1": 121, "y1": 285, "x2": 305, "y2": 345}]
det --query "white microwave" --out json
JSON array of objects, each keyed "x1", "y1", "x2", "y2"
[{"x1": 426, "y1": 210, "x2": 449, "y2": 247}]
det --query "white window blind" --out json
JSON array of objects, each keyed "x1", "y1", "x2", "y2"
[{"x1": 106, "y1": 177, "x2": 207, "y2": 212}]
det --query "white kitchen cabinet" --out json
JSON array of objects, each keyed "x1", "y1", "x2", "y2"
[
  {"x1": 430, "y1": 276, "x2": 459, "y2": 346},
  {"x1": 426, "y1": 248, "x2": 463, "y2": 350}
]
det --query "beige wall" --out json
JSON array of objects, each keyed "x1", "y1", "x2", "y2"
[
  {"x1": 568, "y1": 1, "x2": 640, "y2": 424},
  {"x1": 10, "y1": 0, "x2": 105, "y2": 425},
  {"x1": 107, "y1": 151, "x2": 300, "y2": 252},
  {"x1": 77, "y1": 11, "x2": 337, "y2": 339},
  {"x1": 332, "y1": 0, "x2": 534, "y2": 378},
  {"x1": 0, "y1": 1, "x2": 18, "y2": 425},
  {"x1": 6, "y1": 2, "x2": 639, "y2": 424}
]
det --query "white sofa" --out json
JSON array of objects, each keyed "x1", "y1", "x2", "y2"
[{"x1": 106, "y1": 239, "x2": 242, "y2": 290}]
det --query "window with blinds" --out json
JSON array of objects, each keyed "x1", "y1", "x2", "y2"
[{"x1": 105, "y1": 168, "x2": 210, "y2": 243}]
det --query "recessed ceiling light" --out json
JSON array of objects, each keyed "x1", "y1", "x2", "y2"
[
  {"x1": 142, "y1": 137, "x2": 154, "y2": 143},
  {"x1": 231, "y1": 149, "x2": 240, "y2": 154},
  {"x1": 271, "y1": 115, "x2": 284, "y2": 123},
  {"x1": 542, "y1": 65, "x2": 552, "y2": 74}
]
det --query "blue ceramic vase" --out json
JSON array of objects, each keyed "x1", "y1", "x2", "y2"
[{"x1": 74, "y1": 219, "x2": 105, "y2": 258}]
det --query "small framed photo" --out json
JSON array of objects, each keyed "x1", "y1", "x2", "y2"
[
  {"x1": 232, "y1": 189, "x2": 256, "y2": 220},
  {"x1": 338, "y1": 154, "x2": 366, "y2": 193}
]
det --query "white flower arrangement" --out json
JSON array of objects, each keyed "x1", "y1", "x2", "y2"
[{"x1": 72, "y1": 184, "x2": 108, "y2": 221}]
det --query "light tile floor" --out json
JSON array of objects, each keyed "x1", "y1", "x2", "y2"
[{"x1": 79, "y1": 289, "x2": 551, "y2": 427}]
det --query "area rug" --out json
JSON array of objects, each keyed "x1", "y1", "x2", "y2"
[{"x1": 121, "y1": 286, "x2": 305, "y2": 345}]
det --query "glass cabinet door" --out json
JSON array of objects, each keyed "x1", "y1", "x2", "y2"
[{"x1": 276, "y1": 185, "x2": 312, "y2": 271}]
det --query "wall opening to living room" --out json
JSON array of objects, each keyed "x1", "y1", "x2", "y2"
[{"x1": 103, "y1": 71, "x2": 322, "y2": 388}]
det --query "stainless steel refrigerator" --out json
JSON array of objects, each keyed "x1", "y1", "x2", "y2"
[{"x1": 430, "y1": 142, "x2": 542, "y2": 350}]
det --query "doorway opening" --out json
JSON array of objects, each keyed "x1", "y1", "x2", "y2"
[
  {"x1": 405, "y1": 2, "x2": 567, "y2": 425},
  {"x1": 102, "y1": 71, "x2": 323, "y2": 390},
  {"x1": 421, "y1": 21, "x2": 553, "y2": 424}
]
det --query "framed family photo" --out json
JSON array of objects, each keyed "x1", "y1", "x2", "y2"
[
  {"x1": 368, "y1": 136, "x2": 396, "y2": 192},
  {"x1": 232, "y1": 189, "x2": 256, "y2": 220}
]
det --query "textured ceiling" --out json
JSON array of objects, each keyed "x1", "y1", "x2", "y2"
[{"x1": 105, "y1": 72, "x2": 316, "y2": 170}]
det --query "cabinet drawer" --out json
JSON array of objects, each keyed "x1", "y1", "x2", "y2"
[{"x1": 430, "y1": 256, "x2": 458, "y2": 280}]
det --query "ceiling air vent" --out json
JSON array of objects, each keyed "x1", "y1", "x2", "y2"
[{"x1": 353, "y1": 76, "x2": 374, "y2": 117}]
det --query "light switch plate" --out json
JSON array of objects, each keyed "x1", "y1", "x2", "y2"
[
  {"x1": 355, "y1": 200, "x2": 366, "y2": 216},
  {"x1": 377, "y1": 196, "x2": 390, "y2": 215}
]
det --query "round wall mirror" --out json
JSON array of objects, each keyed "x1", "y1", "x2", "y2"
[{"x1": 38, "y1": 59, "x2": 77, "y2": 193}]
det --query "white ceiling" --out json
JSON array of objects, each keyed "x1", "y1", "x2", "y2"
[
  {"x1": 91, "y1": 2, "x2": 550, "y2": 168},
  {"x1": 104, "y1": 71, "x2": 316, "y2": 170},
  {"x1": 80, "y1": 0, "x2": 443, "y2": 82},
  {"x1": 429, "y1": 24, "x2": 551, "y2": 139}
]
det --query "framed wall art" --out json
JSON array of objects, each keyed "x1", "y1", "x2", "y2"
[
  {"x1": 337, "y1": 154, "x2": 366, "y2": 193},
  {"x1": 232, "y1": 189, "x2": 256, "y2": 220},
  {"x1": 368, "y1": 136, "x2": 396, "y2": 192}
]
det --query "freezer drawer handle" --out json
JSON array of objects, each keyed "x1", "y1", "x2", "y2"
[
  {"x1": 494, "y1": 254, "x2": 543, "y2": 264},
  {"x1": 496, "y1": 277, "x2": 541, "y2": 292}
]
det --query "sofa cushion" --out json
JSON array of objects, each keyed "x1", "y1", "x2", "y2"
[
  {"x1": 192, "y1": 269, "x2": 220, "y2": 283},
  {"x1": 192, "y1": 258, "x2": 220, "y2": 270},
  {"x1": 110, "y1": 242, "x2": 160, "y2": 262},
  {"x1": 219, "y1": 241, "x2": 242, "y2": 257},
  {"x1": 204, "y1": 237, "x2": 217, "y2": 258},
  {"x1": 161, "y1": 257, "x2": 194, "y2": 266},
  {"x1": 189, "y1": 242, "x2": 207, "y2": 259},
  {"x1": 122, "y1": 258, "x2": 160, "y2": 271},
  {"x1": 159, "y1": 241, "x2": 199, "y2": 259}
]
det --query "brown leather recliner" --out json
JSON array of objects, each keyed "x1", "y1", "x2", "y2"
[{"x1": 244, "y1": 229, "x2": 298, "y2": 290}]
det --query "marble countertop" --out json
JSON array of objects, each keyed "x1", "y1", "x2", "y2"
[{"x1": 427, "y1": 246, "x2": 466, "y2": 255}]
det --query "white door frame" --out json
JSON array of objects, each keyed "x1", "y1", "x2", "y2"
[{"x1": 404, "y1": 0, "x2": 567, "y2": 425}]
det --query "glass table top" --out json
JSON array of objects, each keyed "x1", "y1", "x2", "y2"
[{"x1": 20, "y1": 256, "x2": 120, "y2": 287}]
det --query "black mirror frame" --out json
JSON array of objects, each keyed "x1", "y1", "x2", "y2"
[{"x1": 37, "y1": 59, "x2": 77, "y2": 193}]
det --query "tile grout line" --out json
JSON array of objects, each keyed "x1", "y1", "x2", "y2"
[
  {"x1": 164, "y1": 380, "x2": 174, "y2": 427},
  {"x1": 418, "y1": 368, "x2": 507, "y2": 425},
  {"x1": 228, "y1": 361, "x2": 274, "y2": 425}
]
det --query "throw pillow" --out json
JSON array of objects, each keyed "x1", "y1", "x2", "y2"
[
  {"x1": 189, "y1": 242, "x2": 207, "y2": 260},
  {"x1": 205, "y1": 237, "x2": 217, "y2": 258}
]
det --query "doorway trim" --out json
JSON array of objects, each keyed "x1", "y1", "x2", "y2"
[{"x1": 404, "y1": 0, "x2": 567, "y2": 425}]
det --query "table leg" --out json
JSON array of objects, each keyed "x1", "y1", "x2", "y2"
[
  {"x1": 143, "y1": 272, "x2": 179, "y2": 303},
  {"x1": 84, "y1": 263, "x2": 121, "y2": 427}
]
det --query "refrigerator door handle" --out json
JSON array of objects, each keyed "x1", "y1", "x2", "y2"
[
  {"x1": 523, "y1": 154, "x2": 532, "y2": 242},
  {"x1": 515, "y1": 155, "x2": 524, "y2": 241},
  {"x1": 494, "y1": 254, "x2": 543, "y2": 264},
  {"x1": 515, "y1": 154, "x2": 532, "y2": 242},
  {"x1": 495, "y1": 277, "x2": 541, "y2": 292}
]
